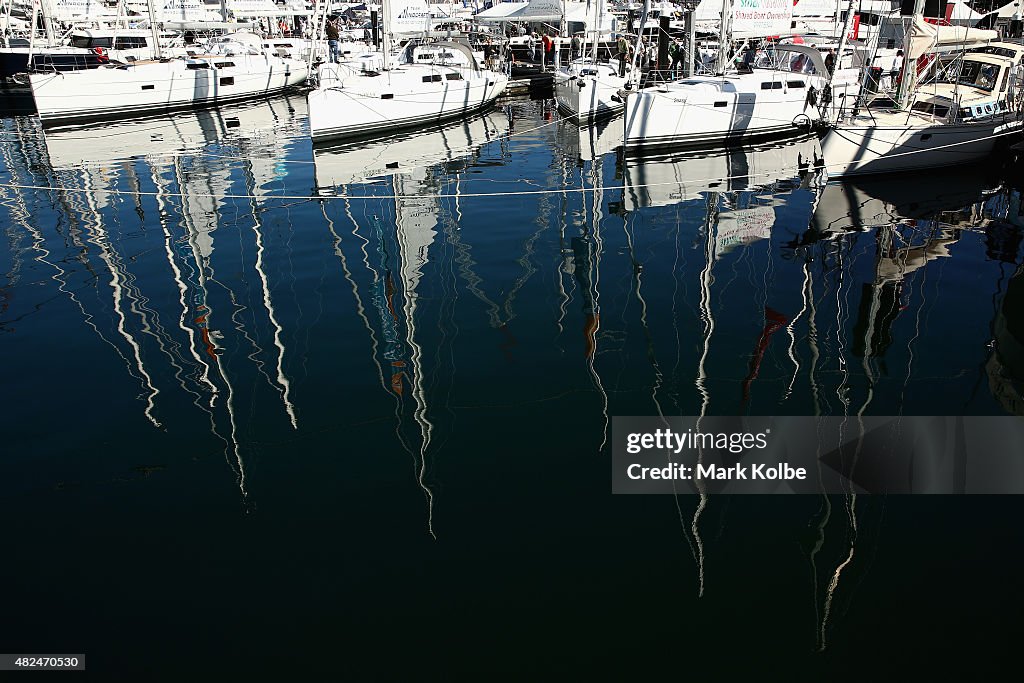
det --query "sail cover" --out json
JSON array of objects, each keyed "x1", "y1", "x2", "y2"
[{"x1": 906, "y1": 14, "x2": 998, "y2": 59}]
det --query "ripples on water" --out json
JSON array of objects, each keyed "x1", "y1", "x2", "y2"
[{"x1": 0, "y1": 94, "x2": 1021, "y2": 676}]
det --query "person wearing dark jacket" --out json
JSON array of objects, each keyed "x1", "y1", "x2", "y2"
[{"x1": 326, "y1": 18, "x2": 341, "y2": 64}]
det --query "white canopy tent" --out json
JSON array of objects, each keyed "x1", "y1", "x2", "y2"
[
  {"x1": 474, "y1": 2, "x2": 528, "y2": 21},
  {"x1": 694, "y1": 0, "x2": 795, "y2": 38},
  {"x1": 227, "y1": 0, "x2": 313, "y2": 18},
  {"x1": 475, "y1": 0, "x2": 591, "y2": 26}
]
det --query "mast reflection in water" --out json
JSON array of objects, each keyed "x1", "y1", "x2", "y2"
[{"x1": 0, "y1": 95, "x2": 1021, "y2": 678}]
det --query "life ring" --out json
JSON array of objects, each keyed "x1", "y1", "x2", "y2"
[{"x1": 93, "y1": 47, "x2": 109, "y2": 63}]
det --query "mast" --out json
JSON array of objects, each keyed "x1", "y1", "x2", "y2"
[
  {"x1": 40, "y1": 0, "x2": 55, "y2": 45},
  {"x1": 590, "y1": 0, "x2": 599, "y2": 62},
  {"x1": 897, "y1": 0, "x2": 927, "y2": 110},
  {"x1": 716, "y1": 0, "x2": 731, "y2": 76},
  {"x1": 628, "y1": 0, "x2": 650, "y2": 87},
  {"x1": 686, "y1": 2, "x2": 695, "y2": 77},
  {"x1": 824, "y1": 0, "x2": 859, "y2": 122},
  {"x1": 382, "y1": 0, "x2": 393, "y2": 70},
  {"x1": 146, "y1": 0, "x2": 162, "y2": 59}
]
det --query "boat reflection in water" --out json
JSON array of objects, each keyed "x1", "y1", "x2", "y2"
[
  {"x1": 559, "y1": 114, "x2": 624, "y2": 166},
  {"x1": 3, "y1": 97, "x2": 1024, "y2": 671},
  {"x1": 618, "y1": 136, "x2": 829, "y2": 601},
  {"x1": 808, "y1": 164, "x2": 1004, "y2": 240},
  {"x1": 617, "y1": 141, "x2": 1022, "y2": 646},
  {"x1": 10, "y1": 95, "x2": 310, "y2": 502},
  {"x1": 313, "y1": 111, "x2": 512, "y2": 535},
  {"x1": 797, "y1": 166, "x2": 1020, "y2": 648},
  {"x1": 312, "y1": 111, "x2": 510, "y2": 190},
  {"x1": 624, "y1": 136, "x2": 827, "y2": 258},
  {"x1": 989, "y1": 263, "x2": 1024, "y2": 415}
]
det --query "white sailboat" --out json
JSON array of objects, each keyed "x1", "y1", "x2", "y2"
[
  {"x1": 28, "y1": 18, "x2": 308, "y2": 127},
  {"x1": 552, "y1": 0, "x2": 626, "y2": 121},
  {"x1": 623, "y1": 0, "x2": 860, "y2": 152},
  {"x1": 307, "y1": 0, "x2": 507, "y2": 143},
  {"x1": 820, "y1": 14, "x2": 1024, "y2": 177},
  {"x1": 0, "y1": 0, "x2": 175, "y2": 77}
]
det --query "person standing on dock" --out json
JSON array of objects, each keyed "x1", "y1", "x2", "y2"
[
  {"x1": 617, "y1": 34, "x2": 629, "y2": 77},
  {"x1": 824, "y1": 48, "x2": 836, "y2": 75},
  {"x1": 669, "y1": 38, "x2": 683, "y2": 78},
  {"x1": 326, "y1": 16, "x2": 341, "y2": 64},
  {"x1": 885, "y1": 49, "x2": 904, "y2": 91}
]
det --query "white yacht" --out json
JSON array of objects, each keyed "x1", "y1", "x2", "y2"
[
  {"x1": 553, "y1": 58, "x2": 627, "y2": 121},
  {"x1": 624, "y1": 43, "x2": 859, "y2": 152},
  {"x1": 307, "y1": 39, "x2": 507, "y2": 143},
  {"x1": 0, "y1": 28, "x2": 184, "y2": 78},
  {"x1": 623, "y1": 0, "x2": 862, "y2": 153},
  {"x1": 29, "y1": 32, "x2": 308, "y2": 127},
  {"x1": 552, "y1": 0, "x2": 627, "y2": 121},
  {"x1": 821, "y1": 27, "x2": 1024, "y2": 176}
]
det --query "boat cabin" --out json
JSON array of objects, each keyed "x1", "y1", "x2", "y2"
[
  {"x1": 910, "y1": 52, "x2": 1019, "y2": 122},
  {"x1": 68, "y1": 29, "x2": 173, "y2": 52}
]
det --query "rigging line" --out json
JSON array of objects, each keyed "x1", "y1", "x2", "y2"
[{"x1": 0, "y1": 157, "x2": 825, "y2": 201}]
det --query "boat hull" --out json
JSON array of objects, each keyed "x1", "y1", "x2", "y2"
[
  {"x1": 29, "y1": 55, "x2": 309, "y2": 127},
  {"x1": 307, "y1": 67, "x2": 508, "y2": 143},
  {"x1": 553, "y1": 64, "x2": 626, "y2": 122},
  {"x1": 821, "y1": 114, "x2": 1023, "y2": 177},
  {"x1": 622, "y1": 61, "x2": 858, "y2": 153}
]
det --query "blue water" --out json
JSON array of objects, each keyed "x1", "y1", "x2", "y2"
[{"x1": 1, "y1": 93, "x2": 1022, "y2": 677}]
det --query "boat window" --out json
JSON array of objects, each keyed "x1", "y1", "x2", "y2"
[
  {"x1": 422, "y1": 75, "x2": 433, "y2": 82},
  {"x1": 948, "y1": 60, "x2": 999, "y2": 92},
  {"x1": 788, "y1": 53, "x2": 817, "y2": 75},
  {"x1": 220, "y1": 76, "x2": 234, "y2": 86},
  {"x1": 114, "y1": 37, "x2": 147, "y2": 49},
  {"x1": 187, "y1": 62, "x2": 210, "y2": 70},
  {"x1": 445, "y1": 73, "x2": 462, "y2": 80},
  {"x1": 141, "y1": 84, "x2": 154, "y2": 90},
  {"x1": 974, "y1": 46, "x2": 1019, "y2": 59},
  {"x1": 418, "y1": 53, "x2": 435, "y2": 60},
  {"x1": 714, "y1": 101, "x2": 728, "y2": 107},
  {"x1": 215, "y1": 62, "x2": 235, "y2": 68},
  {"x1": 84, "y1": 37, "x2": 113, "y2": 49},
  {"x1": 911, "y1": 101, "x2": 949, "y2": 118},
  {"x1": 381, "y1": 93, "x2": 394, "y2": 99}
]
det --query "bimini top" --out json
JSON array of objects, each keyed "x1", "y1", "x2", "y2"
[{"x1": 401, "y1": 41, "x2": 480, "y2": 71}]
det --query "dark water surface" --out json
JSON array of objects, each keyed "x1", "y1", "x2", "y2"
[{"x1": 1, "y1": 94, "x2": 1022, "y2": 678}]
